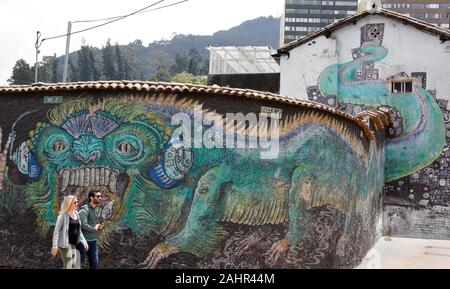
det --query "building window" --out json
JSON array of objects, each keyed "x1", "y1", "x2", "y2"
[
  {"x1": 295, "y1": 0, "x2": 322, "y2": 5},
  {"x1": 391, "y1": 80, "x2": 413, "y2": 93},
  {"x1": 411, "y1": 4, "x2": 425, "y2": 9},
  {"x1": 322, "y1": 1, "x2": 334, "y2": 5},
  {"x1": 392, "y1": 3, "x2": 410, "y2": 9},
  {"x1": 411, "y1": 13, "x2": 425, "y2": 19},
  {"x1": 310, "y1": 9, "x2": 321, "y2": 14},
  {"x1": 335, "y1": 1, "x2": 357, "y2": 6},
  {"x1": 295, "y1": 26, "x2": 308, "y2": 31},
  {"x1": 296, "y1": 9, "x2": 309, "y2": 14},
  {"x1": 425, "y1": 4, "x2": 440, "y2": 9},
  {"x1": 308, "y1": 27, "x2": 320, "y2": 32},
  {"x1": 296, "y1": 18, "x2": 309, "y2": 22}
]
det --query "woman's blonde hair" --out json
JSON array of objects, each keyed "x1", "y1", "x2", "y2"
[{"x1": 59, "y1": 195, "x2": 77, "y2": 215}]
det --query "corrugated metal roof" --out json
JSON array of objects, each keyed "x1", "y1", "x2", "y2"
[
  {"x1": 277, "y1": 8, "x2": 450, "y2": 54},
  {"x1": 0, "y1": 80, "x2": 389, "y2": 141}
]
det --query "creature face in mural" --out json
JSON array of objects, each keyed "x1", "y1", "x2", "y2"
[
  {"x1": 12, "y1": 99, "x2": 175, "y2": 232},
  {"x1": 8, "y1": 95, "x2": 383, "y2": 269},
  {"x1": 307, "y1": 23, "x2": 445, "y2": 182}
]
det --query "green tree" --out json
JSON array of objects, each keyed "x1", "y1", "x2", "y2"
[
  {"x1": 38, "y1": 55, "x2": 59, "y2": 83},
  {"x1": 188, "y1": 48, "x2": 202, "y2": 75},
  {"x1": 198, "y1": 58, "x2": 210, "y2": 76},
  {"x1": 171, "y1": 72, "x2": 205, "y2": 85},
  {"x1": 102, "y1": 39, "x2": 116, "y2": 80},
  {"x1": 78, "y1": 46, "x2": 91, "y2": 81},
  {"x1": 170, "y1": 53, "x2": 188, "y2": 74},
  {"x1": 8, "y1": 59, "x2": 34, "y2": 85},
  {"x1": 88, "y1": 48, "x2": 99, "y2": 80},
  {"x1": 149, "y1": 66, "x2": 172, "y2": 82},
  {"x1": 115, "y1": 43, "x2": 125, "y2": 80},
  {"x1": 68, "y1": 57, "x2": 78, "y2": 82},
  {"x1": 51, "y1": 54, "x2": 58, "y2": 83},
  {"x1": 78, "y1": 45, "x2": 99, "y2": 81}
]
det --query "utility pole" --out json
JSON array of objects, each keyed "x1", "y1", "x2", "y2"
[
  {"x1": 34, "y1": 31, "x2": 41, "y2": 83},
  {"x1": 62, "y1": 21, "x2": 72, "y2": 83}
]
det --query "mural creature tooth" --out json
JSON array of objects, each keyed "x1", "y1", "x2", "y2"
[
  {"x1": 94, "y1": 169, "x2": 100, "y2": 186},
  {"x1": 100, "y1": 167, "x2": 105, "y2": 185},
  {"x1": 84, "y1": 168, "x2": 90, "y2": 186},
  {"x1": 61, "y1": 170, "x2": 70, "y2": 192},
  {"x1": 79, "y1": 169, "x2": 85, "y2": 187},
  {"x1": 104, "y1": 168, "x2": 110, "y2": 186},
  {"x1": 69, "y1": 171, "x2": 76, "y2": 186},
  {"x1": 89, "y1": 167, "x2": 95, "y2": 186}
]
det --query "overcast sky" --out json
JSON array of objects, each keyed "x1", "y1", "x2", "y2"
[{"x1": 0, "y1": 0, "x2": 284, "y2": 84}]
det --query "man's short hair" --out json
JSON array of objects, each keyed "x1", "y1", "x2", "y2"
[{"x1": 88, "y1": 190, "x2": 101, "y2": 202}]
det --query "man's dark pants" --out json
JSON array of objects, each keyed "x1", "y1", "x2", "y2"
[{"x1": 79, "y1": 240, "x2": 99, "y2": 269}]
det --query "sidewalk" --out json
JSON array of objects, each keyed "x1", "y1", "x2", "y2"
[{"x1": 356, "y1": 237, "x2": 450, "y2": 269}]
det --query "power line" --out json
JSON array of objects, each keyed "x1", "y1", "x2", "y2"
[
  {"x1": 39, "y1": 0, "x2": 189, "y2": 45},
  {"x1": 72, "y1": 0, "x2": 189, "y2": 24},
  {"x1": 40, "y1": 0, "x2": 165, "y2": 43}
]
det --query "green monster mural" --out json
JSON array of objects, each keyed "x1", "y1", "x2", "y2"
[
  {"x1": 3, "y1": 91, "x2": 384, "y2": 268},
  {"x1": 312, "y1": 23, "x2": 445, "y2": 182}
]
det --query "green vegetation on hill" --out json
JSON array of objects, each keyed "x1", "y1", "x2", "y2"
[{"x1": 8, "y1": 16, "x2": 280, "y2": 85}]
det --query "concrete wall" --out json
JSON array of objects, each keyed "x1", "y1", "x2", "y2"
[
  {"x1": 0, "y1": 84, "x2": 385, "y2": 268},
  {"x1": 280, "y1": 14, "x2": 450, "y2": 239}
]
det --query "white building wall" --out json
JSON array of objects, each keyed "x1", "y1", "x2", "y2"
[{"x1": 280, "y1": 15, "x2": 450, "y2": 107}]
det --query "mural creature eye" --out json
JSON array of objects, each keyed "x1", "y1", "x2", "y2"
[
  {"x1": 43, "y1": 130, "x2": 73, "y2": 163},
  {"x1": 117, "y1": 142, "x2": 136, "y2": 153},
  {"x1": 53, "y1": 141, "x2": 67, "y2": 152},
  {"x1": 111, "y1": 135, "x2": 144, "y2": 164}
]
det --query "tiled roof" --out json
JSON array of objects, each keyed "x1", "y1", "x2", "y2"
[
  {"x1": 0, "y1": 81, "x2": 389, "y2": 140},
  {"x1": 277, "y1": 8, "x2": 450, "y2": 54}
]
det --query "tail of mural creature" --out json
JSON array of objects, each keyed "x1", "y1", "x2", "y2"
[{"x1": 311, "y1": 23, "x2": 445, "y2": 182}]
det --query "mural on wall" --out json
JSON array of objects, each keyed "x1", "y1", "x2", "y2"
[
  {"x1": 0, "y1": 127, "x2": 10, "y2": 191},
  {"x1": 307, "y1": 23, "x2": 446, "y2": 184},
  {"x1": 0, "y1": 90, "x2": 385, "y2": 268},
  {"x1": 384, "y1": 97, "x2": 450, "y2": 208}
]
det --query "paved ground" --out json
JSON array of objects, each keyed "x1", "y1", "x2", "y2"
[{"x1": 356, "y1": 237, "x2": 450, "y2": 269}]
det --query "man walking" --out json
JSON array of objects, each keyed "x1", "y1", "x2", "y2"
[{"x1": 79, "y1": 190, "x2": 104, "y2": 269}]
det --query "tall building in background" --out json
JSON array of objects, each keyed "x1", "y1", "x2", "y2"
[
  {"x1": 280, "y1": 0, "x2": 358, "y2": 46},
  {"x1": 381, "y1": 1, "x2": 450, "y2": 29}
]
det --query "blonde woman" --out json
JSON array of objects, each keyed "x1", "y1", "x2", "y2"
[{"x1": 51, "y1": 195, "x2": 89, "y2": 269}]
